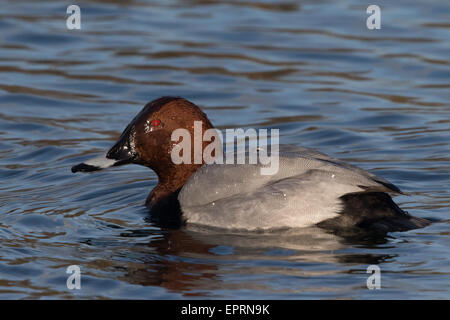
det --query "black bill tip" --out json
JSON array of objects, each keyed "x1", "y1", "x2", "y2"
[{"x1": 71, "y1": 163, "x2": 101, "y2": 173}]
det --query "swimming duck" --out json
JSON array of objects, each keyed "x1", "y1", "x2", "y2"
[{"x1": 71, "y1": 97, "x2": 430, "y2": 231}]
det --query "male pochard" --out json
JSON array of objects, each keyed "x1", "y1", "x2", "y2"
[{"x1": 72, "y1": 97, "x2": 430, "y2": 231}]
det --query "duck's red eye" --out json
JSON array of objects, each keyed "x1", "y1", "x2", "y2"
[{"x1": 151, "y1": 119, "x2": 161, "y2": 127}]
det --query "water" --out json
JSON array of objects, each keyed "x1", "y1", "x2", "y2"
[{"x1": 0, "y1": 0, "x2": 449, "y2": 299}]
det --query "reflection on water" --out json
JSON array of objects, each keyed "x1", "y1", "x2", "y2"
[
  {"x1": 66, "y1": 226, "x2": 397, "y2": 298},
  {"x1": 0, "y1": 0, "x2": 449, "y2": 299}
]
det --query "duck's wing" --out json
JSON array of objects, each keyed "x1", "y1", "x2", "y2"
[
  {"x1": 179, "y1": 146, "x2": 403, "y2": 209},
  {"x1": 179, "y1": 172, "x2": 346, "y2": 229},
  {"x1": 278, "y1": 144, "x2": 403, "y2": 194}
]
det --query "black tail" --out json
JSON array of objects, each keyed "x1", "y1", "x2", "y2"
[{"x1": 318, "y1": 192, "x2": 431, "y2": 232}]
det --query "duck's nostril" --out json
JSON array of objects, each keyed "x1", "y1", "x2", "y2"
[
  {"x1": 106, "y1": 123, "x2": 138, "y2": 162},
  {"x1": 106, "y1": 138, "x2": 136, "y2": 163},
  {"x1": 108, "y1": 145, "x2": 128, "y2": 160}
]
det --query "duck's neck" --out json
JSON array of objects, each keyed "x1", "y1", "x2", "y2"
[
  {"x1": 144, "y1": 163, "x2": 202, "y2": 228},
  {"x1": 145, "y1": 163, "x2": 202, "y2": 208}
]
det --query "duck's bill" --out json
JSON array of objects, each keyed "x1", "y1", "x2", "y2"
[
  {"x1": 72, "y1": 119, "x2": 138, "y2": 173},
  {"x1": 71, "y1": 154, "x2": 131, "y2": 173}
]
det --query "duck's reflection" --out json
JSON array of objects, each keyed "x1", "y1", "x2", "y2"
[{"x1": 113, "y1": 224, "x2": 395, "y2": 295}]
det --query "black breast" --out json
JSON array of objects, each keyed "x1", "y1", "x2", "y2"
[{"x1": 145, "y1": 189, "x2": 185, "y2": 228}]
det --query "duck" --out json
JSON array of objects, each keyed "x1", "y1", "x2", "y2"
[{"x1": 71, "y1": 96, "x2": 430, "y2": 232}]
